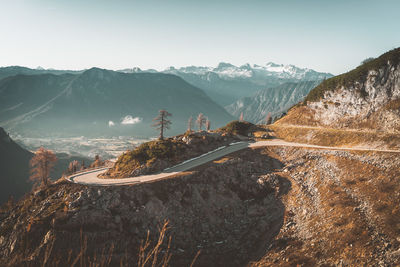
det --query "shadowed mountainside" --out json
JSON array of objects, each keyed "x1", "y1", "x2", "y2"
[
  {"x1": 226, "y1": 80, "x2": 322, "y2": 123},
  {"x1": 0, "y1": 127, "x2": 33, "y2": 204},
  {"x1": 0, "y1": 68, "x2": 233, "y2": 137},
  {"x1": 0, "y1": 127, "x2": 90, "y2": 204}
]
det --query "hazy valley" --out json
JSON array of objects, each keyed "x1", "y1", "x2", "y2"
[{"x1": 1, "y1": 1, "x2": 400, "y2": 265}]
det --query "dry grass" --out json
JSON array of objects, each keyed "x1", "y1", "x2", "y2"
[
  {"x1": 138, "y1": 220, "x2": 172, "y2": 267},
  {"x1": 16, "y1": 220, "x2": 189, "y2": 267},
  {"x1": 252, "y1": 147, "x2": 398, "y2": 266},
  {"x1": 252, "y1": 130, "x2": 270, "y2": 139},
  {"x1": 213, "y1": 157, "x2": 231, "y2": 164},
  {"x1": 270, "y1": 124, "x2": 400, "y2": 149},
  {"x1": 333, "y1": 155, "x2": 400, "y2": 240},
  {"x1": 275, "y1": 106, "x2": 320, "y2": 126},
  {"x1": 276, "y1": 95, "x2": 400, "y2": 134},
  {"x1": 384, "y1": 98, "x2": 400, "y2": 111}
]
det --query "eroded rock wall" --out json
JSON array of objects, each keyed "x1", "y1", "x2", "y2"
[{"x1": 308, "y1": 63, "x2": 400, "y2": 131}]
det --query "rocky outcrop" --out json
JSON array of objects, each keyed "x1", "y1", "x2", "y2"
[
  {"x1": 308, "y1": 63, "x2": 400, "y2": 131},
  {"x1": 278, "y1": 48, "x2": 400, "y2": 132},
  {"x1": 0, "y1": 148, "x2": 287, "y2": 267}
]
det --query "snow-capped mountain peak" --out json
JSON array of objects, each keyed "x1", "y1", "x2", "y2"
[
  {"x1": 117, "y1": 67, "x2": 142, "y2": 73},
  {"x1": 174, "y1": 66, "x2": 212, "y2": 75},
  {"x1": 117, "y1": 62, "x2": 332, "y2": 81},
  {"x1": 211, "y1": 62, "x2": 252, "y2": 79},
  {"x1": 215, "y1": 62, "x2": 236, "y2": 70}
]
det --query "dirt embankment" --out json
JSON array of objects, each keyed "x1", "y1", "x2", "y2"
[
  {"x1": 270, "y1": 124, "x2": 400, "y2": 150},
  {"x1": 252, "y1": 146, "x2": 400, "y2": 266}
]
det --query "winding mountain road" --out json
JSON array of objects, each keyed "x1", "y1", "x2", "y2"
[{"x1": 66, "y1": 139, "x2": 400, "y2": 186}]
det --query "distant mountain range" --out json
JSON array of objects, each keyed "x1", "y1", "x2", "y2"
[
  {"x1": 119, "y1": 62, "x2": 333, "y2": 106},
  {"x1": 0, "y1": 63, "x2": 331, "y2": 137},
  {"x1": 226, "y1": 80, "x2": 322, "y2": 123},
  {"x1": 0, "y1": 66, "x2": 82, "y2": 80},
  {"x1": 0, "y1": 68, "x2": 233, "y2": 137}
]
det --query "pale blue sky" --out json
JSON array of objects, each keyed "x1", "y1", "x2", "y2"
[{"x1": 0, "y1": 0, "x2": 399, "y2": 74}]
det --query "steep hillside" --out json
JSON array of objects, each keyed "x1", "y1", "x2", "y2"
[
  {"x1": 226, "y1": 80, "x2": 321, "y2": 123},
  {"x1": 0, "y1": 127, "x2": 91, "y2": 204},
  {"x1": 252, "y1": 146, "x2": 400, "y2": 266},
  {"x1": 0, "y1": 128, "x2": 33, "y2": 204},
  {"x1": 278, "y1": 48, "x2": 400, "y2": 132},
  {"x1": 0, "y1": 68, "x2": 233, "y2": 137}
]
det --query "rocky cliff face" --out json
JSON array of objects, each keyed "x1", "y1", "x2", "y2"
[
  {"x1": 308, "y1": 63, "x2": 400, "y2": 131},
  {"x1": 0, "y1": 148, "x2": 288, "y2": 267},
  {"x1": 278, "y1": 48, "x2": 400, "y2": 132}
]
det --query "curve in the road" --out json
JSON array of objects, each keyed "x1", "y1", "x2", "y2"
[{"x1": 66, "y1": 139, "x2": 400, "y2": 186}]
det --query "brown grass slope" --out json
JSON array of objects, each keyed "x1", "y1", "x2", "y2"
[{"x1": 251, "y1": 146, "x2": 400, "y2": 266}]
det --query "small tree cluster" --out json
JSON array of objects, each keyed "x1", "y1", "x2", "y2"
[
  {"x1": 361, "y1": 57, "x2": 375, "y2": 65},
  {"x1": 90, "y1": 155, "x2": 104, "y2": 168},
  {"x1": 68, "y1": 160, "x2": 80, "y2": 174},
  {"x1": 196, "y1": 113, "x2": 206, "y2": 131},
  {"x1": 188, "y1": 114, "x2": 211, "y2": 132}
]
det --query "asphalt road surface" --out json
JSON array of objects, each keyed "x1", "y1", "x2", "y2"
[{"x1": 66, "y1": 139, "x2": 400, "y2": 186}]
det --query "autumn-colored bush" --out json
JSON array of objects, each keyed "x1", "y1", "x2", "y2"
[{"x1": 217, "y1": 120, "x2": 254, "y2": 136}]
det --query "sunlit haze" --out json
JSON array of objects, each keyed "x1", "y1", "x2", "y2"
[{"x1": 1, "y1": 0, "x2": 399, "y2": 74}]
